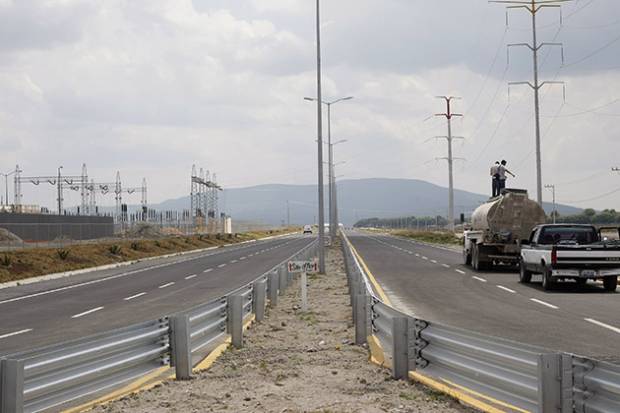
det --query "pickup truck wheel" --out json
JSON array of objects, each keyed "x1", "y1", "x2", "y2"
[
  {"x1": 603, "y1": 276, "x2": 618, "y2": 292},
  {"x1": 519, "y1": 261, "x2": 532, "y2": 283},
  {"x1": 542, "y1": 270, "x2": 555, "y2": 291}
]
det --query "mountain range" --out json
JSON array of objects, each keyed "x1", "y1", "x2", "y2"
[{"x1": 152, "y1": 178, "x2": 581, "y2": 226}]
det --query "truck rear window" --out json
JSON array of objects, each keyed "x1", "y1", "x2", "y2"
[{"x1": 539, "y1": 227, "x2": 598, "y2": 245}]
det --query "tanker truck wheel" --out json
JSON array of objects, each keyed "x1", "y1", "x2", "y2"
[{"x1": 463, "y1": 247, "x2": 472, "y2": 266}]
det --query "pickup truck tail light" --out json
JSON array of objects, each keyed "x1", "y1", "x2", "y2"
[{"x1": 551, "y1": 247, "x2": 558, "y2": 265}]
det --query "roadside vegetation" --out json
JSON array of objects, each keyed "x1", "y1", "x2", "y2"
[
  {"x1": 392, "y1": 230, "x2": 462, "y2": 246},
  {"x1": 0, "y1": 228, "x2": 298, "y2": 284}
]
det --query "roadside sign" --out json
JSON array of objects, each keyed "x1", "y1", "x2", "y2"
[{"x1": 288, "y1": 260, "x2": 318, "y2": 274}]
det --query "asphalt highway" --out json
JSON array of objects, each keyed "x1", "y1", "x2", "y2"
[
  {"x1": 347, "y1": 230, "x2": 620, "y2": 363},
  {"x1": 0, "y1": 234, "x2": 313, "y2": 355}
]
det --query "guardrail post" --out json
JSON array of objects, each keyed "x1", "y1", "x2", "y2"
[
  {"x1": 170, "y1": 314, "x2": 192, "y2": 380},
  {"x1": 228, "y1": 295, "x2": 243, "y2": 349},
  {"x1": 537, "y1": 353, "x2": 563, "y2": 413},
  {"x1": 1, "y1": 359, "x2": 24, "y2": 413},
  {"x1": 279, "y1": 266, "x2": 288, "y2": 292},
  {"x1": 392, "y1": 317, "x2": 409, "y2": 380},
  {"x1": 355, "y1": 294, "x2": 369, "y2": 345},
  {"x1": 253, "y1": 279, "x2": 266, "y2": 322},
  {"x1": 268, "y1": 271, "x2": 279, "y2": 307}
]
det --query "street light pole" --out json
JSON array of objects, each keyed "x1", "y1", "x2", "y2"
[
  {"x1": 305, "y1": 96, "x2": 353, "y2": 240},
  {"x1": 545, "y1": 184, "x2": 556, "y2": 224},
  {"x1": 57, "y1": 166, "x2": 63, "y2": 215},
  {"x1": 314, "y1": 0, "x2": 326, "y2": 274},
  {"x1": 0, "y1": 170, "x2": 16, "y2": 207}
]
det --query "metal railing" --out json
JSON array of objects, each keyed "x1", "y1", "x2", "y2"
[
  {"x1": 341, "y1": 231, "x2": 620, "y2": 413},
  {"x1": 0, "y1": 238, "x2": 317, "y2": 413}
]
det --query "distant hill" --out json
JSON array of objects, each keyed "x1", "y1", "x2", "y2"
[{"x1": 153, "y1": 178, "x2": 581, "y2": 226}]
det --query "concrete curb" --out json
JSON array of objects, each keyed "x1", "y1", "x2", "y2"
[{"x1": 0, "y1": 232, "x2": 297, "y2": 291}]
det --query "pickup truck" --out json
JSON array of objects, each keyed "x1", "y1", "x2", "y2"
[{"x1": 519, "y1": 224, "x2": 620, "y2": 291}]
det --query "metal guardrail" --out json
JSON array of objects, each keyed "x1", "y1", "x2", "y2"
[
  {"x1": 341, "y1": 231, "x2": 620, "y2": 413},
  {"x1": 0, "y1": 237, "x2": 318, "y2": 413}
]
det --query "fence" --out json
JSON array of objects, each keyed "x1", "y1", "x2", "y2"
[
  {"x1": 0, "y1": 239, "x2": 317, "y2": 413},
  {"x1": 341, "y1": 231, "x2": 620, "y2": 413}
]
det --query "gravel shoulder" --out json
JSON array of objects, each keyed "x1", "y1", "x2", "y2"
[{"x1": 90, "y1": 243, "x2": 475, "y2": 413}]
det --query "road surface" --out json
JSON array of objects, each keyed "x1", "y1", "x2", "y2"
[
  {"x1": 347, "y1": 230, "x2": 620, "y2": 363},
  {"x1": 0, "y1": 234, "x2": 313, "y2": 355}
]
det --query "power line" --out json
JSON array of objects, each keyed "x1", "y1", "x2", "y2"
[{"x1": 562, "y1": 33, "x2": 620, "y2": 68}]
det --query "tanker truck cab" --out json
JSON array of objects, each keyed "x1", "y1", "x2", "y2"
[
  {"x1": 519, "y1": 224, "x2": 620, "y2": 292},
  {"x1": 463, "y1": 189, "x2": 546, "y2": 271}
]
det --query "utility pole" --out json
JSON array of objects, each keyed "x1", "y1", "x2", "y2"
[
  {"x1": 492, "y1": 0, "x2": 569, "y2": 206},
  {"x1": 57, "y1": 166, "x2": 63, "y2": 215},
  {"x1": 433, "y1": 96, "x2": 465, "y2": 232},
  {"x1": 545, "y1": 184, "x2": 556, "y2": 223},
  {"x1": 315, "y1": 0, "x2": 326, "y2": 274}
]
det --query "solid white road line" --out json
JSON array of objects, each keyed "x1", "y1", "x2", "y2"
[
  {"x1": 473, "y1": 276, "x2": 487, "y2": 283},
  {"x1": 455, "y1": 269, "x2": 466, "y2": 275},
  {"x1": 0, "y1": 329, "x2": 32, "y2": 339},
  {"x1": 497, "y1": 285, "x2": 516, "y2": 294},
  {"x1": 442, "y1": 264, "x2": 450, "y2": 268},
  {"x1": 585, "y1": 318, "x2": 620, "y2": 334},
  {"x1": 203, "y1": 268, "x2": 213, "y2": 273},
  {"x1": 159, "y1": 282, "x2": 175, "y2": 289},
  {"x1": 124, "y1": 292, "x2": 146, "y2": 301},
  {"x1": 218, "y1": 264, "x2": 227, "y2": 268},
  {"x1": 530, "y1": 298, "x2": 558, "y2": 309},
  {"x1": 185, "y1": 274, "x2": 197, "y2": 280},
  {"x1": 72, "y1": 306, "x2": 104, "y2": 319}
]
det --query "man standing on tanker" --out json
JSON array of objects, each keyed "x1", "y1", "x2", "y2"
[
  {"x1": 497, "y1": 160, "x2": 515, "y2": 193},
  {"x1": 490, "y1": 161, "x2": 500, "y2": 197}
]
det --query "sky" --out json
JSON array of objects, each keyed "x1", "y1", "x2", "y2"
[{"x1": 1, "y1": 0, "x2": 620, "y2": 213}]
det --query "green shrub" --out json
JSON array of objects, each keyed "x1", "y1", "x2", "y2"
[
  {"x1": 56, "y1": 249, "x2": 70, "y2": 260},
  {"x1": 1, "y1": 254, "x2": 12, "y2": 267},
  {"x1": 109, "y1": 244, "x2": 122, "y2": 255}
]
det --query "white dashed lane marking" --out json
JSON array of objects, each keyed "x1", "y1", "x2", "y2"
[
  {"x1": 442, "y1": 264, "x2": 450, "y2": 268},
  {"x1": 124, "y1": 292, "x2": 146, "y2": 301},
  {"x1": 585, "y1": 318, "x2": 620, "y2": 334},
  {"x1": 431, "y1": 259, "x2": 438, "y2": 264},
  {"x1": 497, "y1": 285, "x2": 516, "y2": 294},
  {"x1": 0, "y1": 329, "x2": 32, "y2": 339},
  {"x1": 204, "y1": 268, "x2": 213, "y2": 273},
  {"x1": 218, "y1": 264, "x2": 227, "y2": 268},
  {"x1": 72, "y1": 307, "x2": 104, "y2": 319},
  {"x1": 185, "y1": 274, "x2": 197, "y2": 280},
  {"x1": 530, "y1": 298, "x2": 558, "y2": 309},
  {"x1": 473, "y1": 276, "x2": 487, "y2": 283},
  {"x1": 455, "y1": 269, "x2": 466, "y2": 275},
  {"x1": 159, "y1": 282, "x2": 175, "y2": 289}
]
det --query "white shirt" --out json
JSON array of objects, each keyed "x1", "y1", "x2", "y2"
[
  {"x1": 498, "y1": 165, "x2": 507, "y2": 180},
  {"x1": 490, "y1": 165, "x2": 499, "y2": 177}
]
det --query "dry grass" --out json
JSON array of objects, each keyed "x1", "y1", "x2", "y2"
[
  {"x1": 0, "y1": 228, "x2": 298, "y2": 284},
  {"x1": 392, "y1": 230, "x2": 462, "y2": 246}
]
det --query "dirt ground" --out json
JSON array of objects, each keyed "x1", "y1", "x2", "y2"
[{"x1": 90, "y1": 244, "x2": 475, "y2": 413}]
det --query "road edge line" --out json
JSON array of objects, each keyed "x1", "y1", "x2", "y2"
[{"x1": 348, "y1": 240, "x2": 392, "y2": 305}]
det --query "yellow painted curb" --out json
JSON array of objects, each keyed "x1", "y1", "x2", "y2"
[
  {"x1": 347, "y1": 238, "x2": 392, "y2": 305},
  {"x1": 409, "y1": 371, "x2": 526, "y2": 413},
  {"x1": 441, "y1": 378, "x2": 531, "y2": 413},
  {"x1": 367, "y1": 334, "x2": 389, "y2": 368},
  {"x1": 63, "y1": 366, "x2": 171, "y2": 413}
]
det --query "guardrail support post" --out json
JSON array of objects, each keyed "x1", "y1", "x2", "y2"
[
  {"x1": 355, "y1": 294, "x2": 369, "y2": 345},
  {"x1": 1, "y1": 359, "x2": 24, "y2": 413},
  {"x1": 279, "y1": 266, "x2": 288, "y2": 292},
  {"x1": 538, "y1": 353, "x2": 563, "y2": 413},
  {"x1": 228, "y1": 295, "x2": 243, "y2": 349},
  {"x1": 170, "y1": 314, "x2": 192, "y2": 380},
  {"x1": 253, "y1": 280, "x2": 266, "y2": 322},
  {"x1": 392, "y1": 317, "x2": 409, "y2": 380},
  {"x1": 268, "y1": 272, "x2": 279, "y2": 307}
]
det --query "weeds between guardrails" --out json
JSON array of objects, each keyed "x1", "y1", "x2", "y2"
[
  {"x1": 341, "y1": 231, "x2": 620, "y2": 413},
  {"x1": 0, "y1": 238, "x2": 318, "y2": 413}
]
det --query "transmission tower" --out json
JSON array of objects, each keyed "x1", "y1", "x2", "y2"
[
  {"x1": 432, "y1": 96, "x2": 465, "y2": 232},
  {"x1": 492, "y1": 0, "x2": 570, "y2": 205}
]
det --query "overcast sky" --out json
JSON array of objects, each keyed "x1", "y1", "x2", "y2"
[{"x1": 1, "y1": 0, "x2": 619, "y2": 213}]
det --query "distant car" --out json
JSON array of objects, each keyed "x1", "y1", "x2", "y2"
[{"x1": 303, "y1": 225, "x2": 313, "y2": 234}]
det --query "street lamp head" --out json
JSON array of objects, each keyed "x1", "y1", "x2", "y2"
[
  {"x1": 333, "y1": 139, "x2": 348, "y2": 145},
  {"x1": 342, "y1": 96, "x2": 354, "y2": 101},
  {"x1": 304, "y1": 97, "x2": 316, "y2": 102}
]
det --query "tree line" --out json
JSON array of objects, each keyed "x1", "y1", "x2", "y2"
[{"x1": 354, "y1": 216, "x2": 448, "y2": 229}]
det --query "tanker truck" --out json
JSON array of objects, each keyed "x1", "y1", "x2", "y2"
[{"x1": 463, "y1": 189, "x2": 546, "y2": 271}]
